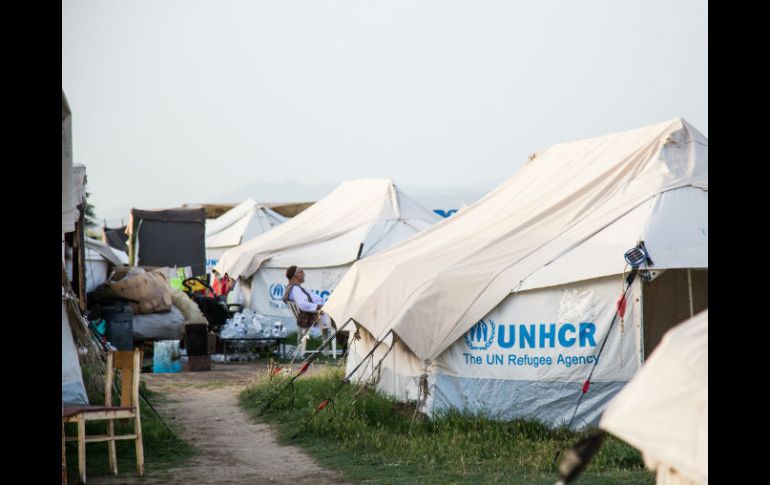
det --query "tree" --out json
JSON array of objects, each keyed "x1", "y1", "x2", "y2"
[{"x1": 84, "y1": 189, "x2": 98, "y2": 228}]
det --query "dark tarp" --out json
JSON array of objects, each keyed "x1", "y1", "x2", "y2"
[
  {"x1": 103, "y1": 226, "x2": 129, "y2": 252},
  {"x1": 129, "y1": 207, "x2": 206, "y2": 275}
]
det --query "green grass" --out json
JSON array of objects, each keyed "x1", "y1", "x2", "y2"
[
  {"x1": 240, "y1": 367, "x2": 654, "y2": 485},
  {"x1": 284, "y1": 331, "x2": 327, "y2": 350},
  {"x1": 64, "y1": 380, "x2": 196, "y2": 481}
]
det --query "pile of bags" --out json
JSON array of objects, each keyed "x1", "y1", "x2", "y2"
[{"x1": 95, "y1": 267, "x2": 208, "y2": 340}]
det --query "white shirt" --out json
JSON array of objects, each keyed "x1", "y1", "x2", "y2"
[{"x1": 289, "y1": 285, "x2": 324, "y2": 313}]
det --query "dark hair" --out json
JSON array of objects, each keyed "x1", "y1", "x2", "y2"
[{"x1": 286, "y1": 265, "x2": 297, "y2": 280}]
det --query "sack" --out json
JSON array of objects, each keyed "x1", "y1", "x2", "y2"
[
  {"x1": 296, "y1": 310, "x2": 317, "y2": 329},
  {"x1": 170, "y1": 288, "x2": 207, "y2": 325},
  {"x1": 109, "y1": 268, "x2": 173, "y2": 315}
]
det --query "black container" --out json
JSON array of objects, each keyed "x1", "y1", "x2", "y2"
[
  {"x1": 103, "y1": 304, "x2": 134, "y2": 350},
  {"x1": 185, "y1": 324, "x2": 209, "y2": 356}
]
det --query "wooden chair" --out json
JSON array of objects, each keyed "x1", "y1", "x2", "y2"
[{"x1": 62, "y1": 348, "x2": 145, "y2": 483}]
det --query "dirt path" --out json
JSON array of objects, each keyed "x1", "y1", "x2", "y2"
[{"x1": 90, "y1": 362, "x2": 351, "y2": 485}]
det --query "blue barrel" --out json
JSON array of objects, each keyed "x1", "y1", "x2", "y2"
[{"x1": 103, "y1": 304, "x2": 134, "y2": 350}]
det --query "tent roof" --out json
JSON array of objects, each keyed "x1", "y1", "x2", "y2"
[
  {"x1": 518, "y1": 186, "x2": 707, "y2": 291},
  {"x1": 600, "y1": 310, "x2": 708, "y2": 483},
  {"x1": 62, "y1": 91, "x2": 71, "y2": 120},
  {"x1": 62, "y1": 92, "x2": 76, "y2": 234},
  {"x1": 206, "y1": 199, "x2": 288, "y2": 249},
  {"x1": 215, "y1": 179, "x2": 441, "y2": 278},
  {"x1": 85, "y1": 237, "x2": 129, "y2": 266},
  {"x1": 324, "y1": 118, "x2": 708, "y2": 361}
]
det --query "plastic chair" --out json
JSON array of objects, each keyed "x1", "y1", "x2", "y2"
[
  {"x1": 62, "y1": 348, "x2": 144, "y2": 483},
  {"x1": 286, "y1": 302, "x2": 337, "y2": 358},
  {"x1": 287, "y1": 301, "x2": 311, "y2": 357},
  {"x1": 318, "y1": 313, "x2": 337, "y2": 359}
]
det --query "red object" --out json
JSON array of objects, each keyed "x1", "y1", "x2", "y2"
[
  {"x1": 222, "y1": 276, "x2": 232, "y2": 295},
  {"x1": 616, "y1": 294, "x2": 627, "y2": 318},
  {"x1": 212, "y1": 277, "x2": 223, "y2": 296},
  {"x1": 317, "y1": 399, "x2": 329, "y2": 411},
  {"x1": 211, "y1": 275, "x2": 232, "y2": 297},
  {"x1": 271, "y1": 366, "x2": 282, "y2": 377},
  {"x1": 298, "y1": 362, "x2": 310, "y2": 375},
  {"x1": 582, "y1": 380, "x2": 591, "y2": 394}
]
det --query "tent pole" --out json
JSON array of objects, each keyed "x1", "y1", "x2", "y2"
[
  {"x1": 639, "y1": 281, "x2": 644, "y2": 365},
  {"x1": 687, "y1": 269, "x2": 694, "y2": 317}
]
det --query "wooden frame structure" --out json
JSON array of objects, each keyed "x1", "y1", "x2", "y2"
[{"x1": 62, "y1": 348, "x2": 145, "y2": 483}]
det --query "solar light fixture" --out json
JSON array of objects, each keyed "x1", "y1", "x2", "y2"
[{"x1": 624, "y1": 242, "x2": 652, "y2": 268}]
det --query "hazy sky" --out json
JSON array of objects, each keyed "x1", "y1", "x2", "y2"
[{"x1": 62, "y1": 1, "x2": 708, "y2": 219}]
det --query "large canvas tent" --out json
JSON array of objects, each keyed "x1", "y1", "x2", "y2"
[
  {"x1": 205, "y1": 199, "x2": 288, "y2": 273},
  {"x1": 600, "y1": 310, "x2": 708, "y2": 484},
  {"x1": 127, "y1": 206, "x2": 207, "y2": 275},
  {"x1": 325, "y1": 118, "x2": 708, "y2": 429},
  {"x1": 215, "y1": 179, "x2": 442, "y2": 331}
]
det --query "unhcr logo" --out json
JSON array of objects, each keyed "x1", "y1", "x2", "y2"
[
  {"x1": 269, "y1": 283, "x2": 285, "y2": 300},
  {"x1": 465, "y1": 320, "x2": 496, "y2": 350}
]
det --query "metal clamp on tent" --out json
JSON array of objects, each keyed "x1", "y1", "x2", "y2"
[{"x1": 555, "y1": 430, "x2": 607, "y2": 485}]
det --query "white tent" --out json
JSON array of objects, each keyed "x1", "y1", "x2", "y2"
[
  {"x1": 62, "y1": 93, "x2": 76, "y2": 235},
  {"x1": 601, "y1": 310, "x2": 708, "y2": 485},
  {"x1": 62, "y1": 91, "x2": 89, "y2": 404},
  {"x1": 324, "y1": 118, "x2": 707, "y2": 428},
  {"x1": 215, "y1": 179, "x2": 442, "y2": 330},
  {"x1": 205, "y1": 199, "x2": 288, "y2": 272},
  {"x1": 62, "y1": 298, "x2": 89, "y2": 404}
]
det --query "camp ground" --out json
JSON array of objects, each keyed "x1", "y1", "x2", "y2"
[
  {"x1": 324, "y1": 118, "x2": 708, "y2": 430},
  {"x1": 62, "y1": 98, "x2": 707, "y2": 484},
  {"x1": 215, "y1": 179, "x2": 443, "y2": 333},
  {"x1": 62, "y1": 5, "x2": 708, "y2": 477}
]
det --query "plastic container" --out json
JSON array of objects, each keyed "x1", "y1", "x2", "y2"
[
  {"x1": 153, "y1": 340, "x2": 182, "y2": 373},
  {"x1": 102, "y1": 304, "x2": 134, "y2": 350}
]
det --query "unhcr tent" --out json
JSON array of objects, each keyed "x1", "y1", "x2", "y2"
[
  {"x1": 215, "y1": 179, "x2": 441, "y2": 331},
  {"x1": 205, "y1": 199, "x2": 288, "y2": 272},
  {"x1": 600, "y1": 310, "x2": 708, "y2": 485},
  {"x1": 324, "y1": 118, "x2": 708, "y2": 429}
]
